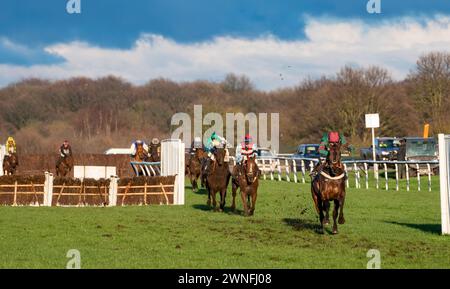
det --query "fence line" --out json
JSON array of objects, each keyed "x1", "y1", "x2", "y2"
[{"x1": 252, "y1": 157, "x2": 439, "y2": 192}]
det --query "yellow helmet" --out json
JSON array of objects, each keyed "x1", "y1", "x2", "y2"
[{"x1": 7, "y1": 137, "x2": 14, "y2": 143}]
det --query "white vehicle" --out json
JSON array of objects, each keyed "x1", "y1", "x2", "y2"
[{"x1": 255, "y1": 148, "x2": 278, "y2": 172}]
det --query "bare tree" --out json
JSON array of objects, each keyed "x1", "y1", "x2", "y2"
[{"x1": 408, "y1": 51, "x2": 450, "y2": 133}]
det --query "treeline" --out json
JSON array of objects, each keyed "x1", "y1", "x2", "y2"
[{"x1": 1, "y1": 52, "x2": 450, "y2": 154}]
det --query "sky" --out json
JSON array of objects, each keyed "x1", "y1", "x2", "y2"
[{"x1": 1, "y1": 0, "x2": 450, "y2": 90}]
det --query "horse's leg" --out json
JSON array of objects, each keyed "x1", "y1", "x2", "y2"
[
  {"x1": 324, "y1": 200, "x2": 330, "y2": 225},
  {"x1": 231, "y1": 181, "x2": 237, "y2": 212},
  {"x1": 240, "y1": 190, "x2": 249, "y2": 216},
  {"x1": 206, "y1": 184, "x2": 211, "y2": 206},
  {"x1": 190, "y1": 174, "x2": 196, "y2": 192},
  {"x1": 249, "y1": 188, "x2": 257, "y2": 216},
  {"x1": 338, "y1": 197, "x2": 346, "y2": 224},
  {"x1": 211, "y1": 189, "x2": 218, "y2": 211},
  {"x1": 332, "y1": 199, "x2": 340, "y2": 234},
  {"x1": 219, "y1": 187, "x2": 226, "y2": 212},
  {"x1": 317, "y1": 200, "x2": 324, "y2": 234},
  {"x1": 311, "y1": 181, "x2": 320, "y2": 214}
]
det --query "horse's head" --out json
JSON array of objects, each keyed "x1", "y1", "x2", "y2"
[
  {"x1": 194, "y1": 148, "x2": 204, "y2": 160},
  {"x1": 214, "y1": 148, "x2": 226, "y2": 166},
  {"x1": 135, "y1": 143, "x2": 147, "y2": 161},
  {"x1": 244, "y1": 156, "x2": 259, "y2": 184},
  {"x1": 327, "y1": 142, "x2": 342, "y2": 168}
]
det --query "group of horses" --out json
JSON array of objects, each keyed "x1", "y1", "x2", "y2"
[
  {"x1": 2, "y1": 140, "x2": 347, "y2": 233},
  {"x1": 187, "y1": 143, "x2": 347, "y2": 234},
  {"x1": 187, "y1": 147, "x2": 260, "y2": 216},
  {"x1": 2, "y1": 151, "x2": 74, "y2": 177},
  {"x1": 133, "y1": 142, "x2": 161, "y2": 163}
]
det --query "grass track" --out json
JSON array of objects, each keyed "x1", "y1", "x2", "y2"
[{"x1": 0, "y1": 177, "x2": 449, "y2": 268}]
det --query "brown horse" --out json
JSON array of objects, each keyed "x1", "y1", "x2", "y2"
[
  {"x1": 3, "y1": 153, "x2": 19, "y2": 175},
  {"x1": 188, "y1": 148, "x2": 206, "y2": 192},
  {"x1": 132, "y1": 143, "x2": 152, "y2": 176},
  {"x1": 231, "y1": 156, "x2": 260, "y2": 216},
  {"x1": 311, "y1": 142, "x2": 346, "y2": 234},
  {"x1": 206, "y1": 147, "x2": 231, "y2": 212},
  {"x1": 134, "y1": 143, "x2": 150, "y2": 162},
  {"x1": 56, "y1": 155, "x2": 74, "y2": 177},
  {"x1": 148, "y1": 143, "x2": 161, "y2": 162}
]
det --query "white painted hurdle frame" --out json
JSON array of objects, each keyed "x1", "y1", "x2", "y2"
[
  {"x1": 0, "y1": 145, "x2": 5, "y2": 176},
  {"x1": 438, "y1": 134, "x2": 450, "y2": 235},
  {"x1": 254, "y1": 156, "x2": 439, "y2": 192}
]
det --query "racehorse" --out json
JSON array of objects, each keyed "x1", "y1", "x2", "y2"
[
  {"x1": 56, "y1": 155, "x2": 74, "y2": 177},
  {"x1": 3, "y1": 153, "x2": 19, "y2": 175},
  {"x1": 311, "y1": 142, "x2": 346, "y2": 234},
  {"x1": 133, "y1": 142, "x2": 152, "y2": 176},
  {"x1": 148, "y1": 143, "x2": 161, "y2": 162},
  {"x1": 231, "y1": 156, "x2": 260, "y2": 216},
  {"x1": 188, "y1": 148, "x2": 206, "y2": 192},
  {"x1": 206, "y1": 147, "x2": 231, "y2": 212},
  {"x1": 134, "y1": 142, "x2": 150, "y2": 162}
]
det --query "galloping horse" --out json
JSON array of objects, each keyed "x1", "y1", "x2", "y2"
[
  {"x1": 311, "y1": 142, "x2": 346, "y2": 234},
  {"x1": 148, "y1": 143, "x2": 161, "y2": 162},
  {"x1": 231, "y1": 156, "x2": 260, "y2": 216},
  {"x1": 133, "y1": 142, "x2": 151, "y2": 176},
  {"x1": 188, "y1": 148, "x2": 207, "y2": 192},
  {"x1": 56, "y1": 155, "x2": 74, "y2": 177},
  {"x1": 206, "y1": 147, "x2": 231, "y2": 212},
  {"x1": 3, "y1": 153, "x2": 19, "y2": 175}
]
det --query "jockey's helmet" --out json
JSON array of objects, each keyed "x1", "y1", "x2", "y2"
[
  {"x1": 328, "y1": 131, "x2": 340, "y2": 143},
  {"x1": 7, "y1": 136, "x2": 14, "y2": 143},
  {"x1": 211, "y1": 132, "x2": 217, "y2": 140},
  {"x1": 244, "y1": 134, "x2": 252, "y2": 143},
  {"x1": 63, "y1": 140, "x2": 69, "y2": 145},
  {"x1": 152, "y1": 138, "x2": 160, "y2": 145}
]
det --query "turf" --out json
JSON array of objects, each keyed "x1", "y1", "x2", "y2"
[{"x1": 0, "y1": 177, "x2": 449, "y2": 269}]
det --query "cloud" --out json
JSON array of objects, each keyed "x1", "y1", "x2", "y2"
[{"x1": 2, "y1": 15, "x2": 450, "y2": 90}]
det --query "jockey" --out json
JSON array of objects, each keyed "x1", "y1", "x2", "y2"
[
  {"x1": 203, "y1": 132, "x2": 230, "y2": 175},
  {"x1": 59, "y1": 140, "x2": 73, "y2": 158},
  {"x1": 310, "y1": 131, "x2": 346, "y2": 177},
  {"x1": 130, "y1": 139, "x2": 149, "y2": 158},
  {"x1": 5, "y1": 136, "x2": 17, "y2": 156},
  {"x1": 236, "y1": 134, "x2": 257, "y2": 165},
  {"x1": 205, "y1": 132, "x2": 229, "y2": 161},
  {"x1": 149, "y1": 138, "x2": 161, "y2": 157},
  {"x1": 56, "y1": 140, "x2": 72, "y2": 168}
]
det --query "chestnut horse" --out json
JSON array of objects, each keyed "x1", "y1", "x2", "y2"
[
  {"x1": 133, "y1": 143, "x2": 151, "y2": 176},
  {"x1": 56, "y1": 155, "x2": 74, "y2": 177},
  {"x1": 3, "y1": 153, "x2": 19, "y2": 175},
  {"x1": 311, "y1": 142, "x2": 346, "y2": 234},
  {"x1": 188, "y1": 148, "x2": 207, "y2": 192},
  {"x1": 206, "y1": 147, "x2": 231, "y2": 212},
  {"x1": 231, "y1": 156, "x2": 260, "y2": 216}
]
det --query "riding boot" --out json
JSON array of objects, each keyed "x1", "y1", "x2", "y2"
[{"x1": 310, "y1": 161, "x2": 325, "y2": 178}]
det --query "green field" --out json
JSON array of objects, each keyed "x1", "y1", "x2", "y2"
[{"x1": 0, "y1": 177, "x2": 449, "y2": 269}]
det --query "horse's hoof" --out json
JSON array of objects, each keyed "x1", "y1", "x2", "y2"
[
  {"x1": 231, "y1": 205, "x2": 236, "y2": 212},
  {"x1": 338, "y1": 218, "x2": 345, "y2": 225},
  {"x1": 324, "y1": 220, "x2": 330, "y2": 226},
  {"x1": 318, "y1": 228, "x2": 324, "y2": 234},
  {"x1": 207, "y1": 200, "x2": 211, "y2": 206},
  {"x1": 332, "y1": 229, "x2": 338, "y2": 235}
]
